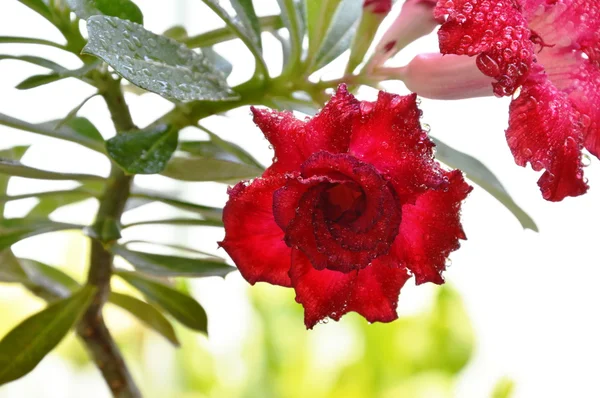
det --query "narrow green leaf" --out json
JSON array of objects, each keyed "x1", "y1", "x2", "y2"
[
  {"x1": 60, "y1": 117, "x2": 104, "y2": 144},
  {"x1": 163, "y1": 26, "x2": 189, "y2": 41},
  {"x1": 0, "y1": 146, "x2": 29, "y2": 215},
  {"x1": 0, "y1": 55, "x2": 67, "y2": 73},
  {"x1": 67, "y1": 0, "x2": 143, "y2": 24},
  {"x1": 109, "y1": 292, "x2": 179, "y2": 346},
  {"x1": 0, "y1": 36, "x2": 66, "y2": 50},
  {"x1": 277, "y1": 0, "x2": 305, "y2": 69},
  {"x1": 491, "y1": 377, "x2": 515, "y2": 398},
  {"x1": 305, "y1": 0, "x2": 342, "y2": 55},
  {"x1": 127, "y1": 190, "x2": 223, "y2": 221},
  {"x1": 0, "y1": 159, "x2": 105, "y2": 181},
  {"x1": 161, "y1": 155, "x2": 263, "y2": 182},
  {"x1": 123, "y1": 240, "x2": 222, "y2": 259},
  {"x1": 17, "y1": 0, "x2": 53, "y2": 21},
  {"x1": 113, "y1": 245, "x2": 234, "y2": 278},
  {"x1": 312, "y1": 0, "x2": 362, "y2": 70},
  {"x1": 0, "y1": 285, "x2": 95, "y2": 385},
  {"x1": 0, "y1": 112, "x2": 106, "y2": 153},
  {"x1": 123, "y1": 218, "x2": 222, "y2": 228},
  {"x1": 0, "y1": 218, "x2": 83, "y2": 251},
  {"x1": 116, "y1": 271, "x2": 208, "y2": 332},
  {"x1": 83, "y1": 16, "x2": 237, "y2": 102},
  {"x1": 231, "y1": 0, "x2": 262, "y2": 50},
  {"x1": 54, "y1": 95, "x2": 99, "y2": 131},
  {"x1": 199, "y1": 125, "x2": 264, "y2": 168},
  {"x1": 19, "y1": 258, "x2": 81, "y2": 299},
  {"x1": 198, "y1": 0, "x2": 267, "y2": 76},
  {"x1": 432, "y1": 137, "x2": 538, "y2": 231},
  {"x1": 14, "y1": 62, "x2": 100, "y2": 90},
  {"x1": 26, "y1": 190, "x2": 94, "y2": 218},
  {"x1": 106, "y1": 125, "x2": 178, "y2": 174},
  {"x1": 0, "y1": 249, "x2": 29, "y2": 284}
]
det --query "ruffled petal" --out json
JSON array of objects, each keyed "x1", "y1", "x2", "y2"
[
  {"x1": 349, "y1": 91, "x2": 446, "y2": 203},
  {"x1": 541, "y1": 49, "x2": 600, "y2": 158},
  {"x1": 220, "y1": 175, "x2": 292, "y2": 287},
  {"x1": 252, "y1": 85, "x2": 360, "y2": 176},
  {"x1": 290, "y1": 249, "x2": 357, "y2": 329},
  {"x1": 506, "y1": 68, "x2": 588, "y2": 201},
  {"x1": 393, "y1": 170, "x2": 472, "y2": 285},
  {"x1": 345, "y1": 255, "x2": 411, "y2": 323},
  {"x1": 435, "y1": 0, "x2": 535, "y2": 97}
]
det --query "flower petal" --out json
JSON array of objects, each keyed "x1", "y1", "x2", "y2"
[
  {"x1": 541, "y1": 50, "x2": 600, "y2": 158},
  {"x1": 290, "y1": 249, "x2": 357, "y2": 329},
  {"x1": 393, "y1": 170, "x2": 472, "y2": 284},
  {"x1": 251, "y1": 85, "x2": 360, "y2": 176},
  {"x1": 346, "y1": 255, "x2": 411, "y2": 323},
  {"x1": 435, "y1": 0, "x2": 535, "y2": 97},
  {"x1": 506, "y1": 69, "x2": 588, "y2": 201},
  {"x1": 349, "y1": 91, "x2": 446, "y2": 203},
  {"x1": 220, "y1": 175, "x2": 292, "y2": 287}
]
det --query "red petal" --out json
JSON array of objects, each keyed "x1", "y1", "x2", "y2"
[
  {"x1": 290, "y1": 249, "x2": 356, "y2": 329},
  {"x1": 349, "y1": 91, "x2": 447, "y2": 203},
  {"x1": 393, "y1": 170, "x2": 472, "y2": 285},
  {"x1": 435, "y1": 0, "x2": 535, "y2": 97},
  {"x1": 220, "y1": 175, "x2": 292, "y2": 287},
  {"x1": 506, "y1": 69, "x2": 588, "y2": 201},
  {"x1": 252, "y1": 85, "x2": 360, "y2": 176},
  {"x1": 541, "y1": 50, "x2": 600, "y2": 158},
  {"x1": 346, "y1": 255, "x2": 411, "y2": 323}
]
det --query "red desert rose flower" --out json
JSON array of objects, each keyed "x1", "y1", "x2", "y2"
[
  {"x1": 220, "y1": 85, "x2": 472, "y2": 329},
  {"x1": 431, "y1": 0, "x2": 599, "y2": 201}
]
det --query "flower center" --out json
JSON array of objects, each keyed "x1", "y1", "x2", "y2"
[{"x1": 322, "y1": 182, "x2": 366, "y2": 225}]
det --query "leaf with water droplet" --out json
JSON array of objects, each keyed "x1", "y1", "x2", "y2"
[
  {"x1": 106, "y1": 124, "x2": 178, "y2": 175},
  {"x1": 67, "y1": 0, "x2": 143, "y2": 24},
  {"x1": 83, "y1": 16, "x2": 238, "y2": 102}
]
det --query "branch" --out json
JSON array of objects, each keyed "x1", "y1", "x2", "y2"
[{"x1": 77, "y1": 76, "x2": 140, "y2": 398}]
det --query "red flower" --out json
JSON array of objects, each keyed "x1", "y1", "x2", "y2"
[
  {"x1": 431, "y1": 0, "x2": 599, "y2": 201},
  {"x1": 364, "y1": 0, "x2": 393, "y2": 14},
  {"x1": 220, "y1": 86, "x2": 472, "y2": 329}
]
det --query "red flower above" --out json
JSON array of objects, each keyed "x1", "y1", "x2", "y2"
[
  {"x1": 220, "y1": 86, "x2": 472, "y2": 329},
  {"x1": 433, "y1": 0, "x2": 599, "y2": 201}
]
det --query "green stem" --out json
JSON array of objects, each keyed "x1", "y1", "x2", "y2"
[
  {"x1": 77, "y1": 77, "x2": 140, "y2": 398},
  {"x1": 184, "y1": 15, "x2": 282, "y2": 48}
]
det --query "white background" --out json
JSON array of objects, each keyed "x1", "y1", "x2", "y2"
[{"x1": 1, "y1": 1, "x2": 599, "y2": 397}]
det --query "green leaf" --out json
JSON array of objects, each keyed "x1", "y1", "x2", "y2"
[
  {"x1": 202, "y1": 47, "x2": 233, "y2": 78},
  {"x1": 180, "y1": 127, "x2": 264, "y2": 169},
  {"x1": 0, "y1": 55, "x2": 67, "y2": 73},
  {"x1": 312, "y1": 0, "x2": 362, "y2": 70},
  {"x1": 123, "y1": 218, "x2": 222, "y2": 228},
  {"x1": 0, "y1": 249, "x2": 29, "y2": 284},
  {"x1": 17, "y1": 0, "x2": 53, "y2": 21},
  {"x1": 67, "y1": 0, "x2": 143, "y2": 24},
  {"x1": 305, "y1": 0, "x2": 342, "y2": 55},
  {"x1": 0, "y1": 159, "x2": 105, "y2": 181},
  {"x1": 54, "y1": 95, "x2": 99, "y2": 131},
  {"x1": 0, "y1": 112, "x2": 106, "y2": 153},
  {"x1": 198, "y1": 0, "x2": 267, "y2": 76},
  {"x1": 231, "y1": 0, "x2": 262, "y2": 50},
  {"x1": 26, "y1": 190, "x2": 94, "y2": 218},
  {"x1": 0, "y1": 36, "x2": 65, "y2": 50},
  {"x1": 83, "y1": 16, "x2": 237, "y2": 102},
  {"x1": 0, "y1": 218, "x2": 83, "y2": 251},
  {"x1": 112, "y1": 245, "x2": 234, "y2": 278},
  {"x1": 19, "y1": 258, "x2": 81, "y2": 299},
  {"x1": 109, "y1": 292, "x2": 179, "y2": 346},
  {"x1": 123, "y1": 240, "x2": 222, "y2": 259},
  {"x1": 432, "y1": 137, "x2": 538, "y2": 231},
  {"x1": 116, "y1": 271, "x2": 208, "y2": 332},
  {"x1": 106, "y1": 125, "x2": 178, "y2": 174},
  {"x1": 0, "y1": 146, "x2": 29, "y2": 215},
  {"x1": 491, "y1": 377, "x2": 515, "y2": 398},
  {"x1": 277, "y1": 0, "x2": 305, "y2": 69},
  {"x1": 61, "y1": 117, "x2": 104, "y2": 144},
  {"x1": 346, "y1": 7, "x2": 385, "y2": 74},
  {"x1": 127, "y1": 190, "x2": 223, "y2": 221},
  {"x1": 161, "y1": 155, "x2": 263, "y2": 182},
  {"x1": 163, "y1": 26, "x2": 188, "y2": 41},
  {"x1": 0, "y1": 285, "x2": 95, "y2": 385},
  {"x1": 15, "y1": 62, "x2": 100, "y2": 90}
]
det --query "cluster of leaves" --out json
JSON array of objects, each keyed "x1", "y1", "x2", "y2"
[{"x1": 0, "y1": 0, "x2": 534, "y2": 391}]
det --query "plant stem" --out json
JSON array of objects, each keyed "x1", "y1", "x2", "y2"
[{"x1": 77, "y1": 77, "x2": 140, "y2": 398}]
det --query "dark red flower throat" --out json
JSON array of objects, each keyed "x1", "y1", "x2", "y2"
[{"x1": 274, "y1": 152, "x2": 402, "y2": 273}]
